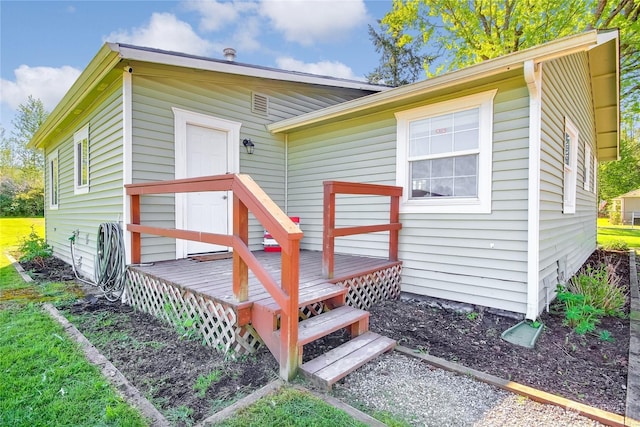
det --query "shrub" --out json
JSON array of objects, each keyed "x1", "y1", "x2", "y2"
[
  {"x1": 609, "y1": 210, "x2": 621, "y2": 225},
  {"x1": 567, "y1": 263, "x2": 626, "y2": 317},
  {"x1": 602, "y1": 239, "x2": 629, "y2": 251},
  {"x1": 18, "y1": 225, "x2": 52, "y2": 268}
]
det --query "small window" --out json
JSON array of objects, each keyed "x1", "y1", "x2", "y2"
[
  {"x1": 583, "y1": 144, "x2": 591, "y2": 191},
  {"x1": 563, "y1": 118, "x2": 578, "y2": 214},
  {"x1": 49, "y1": 150, "x2": 59, "y2": 209},
  {"x1": 396, "y1": 90, "x2": 496, "y2": 213},
  {"x1": 74, "y1": 125, "x2": 89, "y2": 194}
]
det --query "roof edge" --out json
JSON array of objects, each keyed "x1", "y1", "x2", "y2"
[{"x1": 268, "y1": 30, "x2": 608, "y2": 134}]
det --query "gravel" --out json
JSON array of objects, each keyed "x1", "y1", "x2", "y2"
[{"x1": 331, "y1": 352, "x2": 604, "y2": 426}]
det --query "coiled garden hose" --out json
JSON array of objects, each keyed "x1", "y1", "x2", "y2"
[{"x1": 69, "y1": 222, "x2": 127, "y2": 301}]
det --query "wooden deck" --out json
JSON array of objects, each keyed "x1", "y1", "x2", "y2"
[{"x1": 129, "y1": 250, "x2": 397, "y2": 310}]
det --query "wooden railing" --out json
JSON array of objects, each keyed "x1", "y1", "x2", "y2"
[
  {"x1": 126, "y1": 174, "x2": 302, "y2": 379},
  {"x1": 322, "y1": 181, "x2": 402, "y2": 279}
]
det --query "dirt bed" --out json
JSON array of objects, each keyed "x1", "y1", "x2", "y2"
[{"x1": 23, "y1": 249, "x2": 631, "y2": 419}]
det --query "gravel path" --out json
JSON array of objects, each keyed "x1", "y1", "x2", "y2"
[{"x1": 332, "y1": 352, "x2": 603, "y2": 426}]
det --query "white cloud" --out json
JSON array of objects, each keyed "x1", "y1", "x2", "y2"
[
  {"x1": 276, "y1": 57, "x2": 362, "y2": 80},
  {"x1": 104, "y1": 12, "x2": 215, "y2": 56},
  {"x1": 260, "y1": 0, "x2": 368, "y2": 46},
  {"x1": 0, "y1": 65, "x2": 81, "y2": 111},
  {"x1": 183, "y1": 0, "x2": 258, "y2": 32}
]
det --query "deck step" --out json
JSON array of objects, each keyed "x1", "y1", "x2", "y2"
[
  {"x1": 274, "y1": 305, "x2": 369, "y2": 346},
  {"x1": 257, "y1": 282, "x2": 347, "y2": 314},
  {"x1": 300, "y1": 332, "x2": 396, "y2": 389}
]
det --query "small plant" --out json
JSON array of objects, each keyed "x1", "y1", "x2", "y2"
[
  {"x1": 193, "y1": 370, "x2": 223, "y2": 398},
  {"x1": 18, "y1": 225, "x2": 53, "y2": 268},
  {"x1": 466, "y1": 311, "x2": 479, "y2": 321},
  {"x1": 165, "y1": 405, "x2": 194, "y2": 426},
  {"x1": 556, "y1": 285, "x2": 604, "y2": 334},
  {"x1": 529, "y1": 320, "x2": 541, "y2": 329},
  {"x1": 602, "y1": 239, "x2": 629, "y2": 251},
  {"x1": 598, "y1": 329, "x2": 615, "y2": 342},
  {"x1": 163, "y1": 301, "x2": 200, "y2": 340}
]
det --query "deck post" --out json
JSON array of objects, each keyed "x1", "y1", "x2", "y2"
[
  {"x1": 389, "y1": 194, "x2": 400, "y2": 262},
  {"x1": 280, "y1": 239, "x2": 300, "y2": 380},
  {"x1": 322, "y1": 183, "x2": 335, "y2": 279},
  {"x1": 232, "y1": 194, "x2": 249, "y2": 302},
  {"x1": 131, "y1": 194, "x2": 141, "y2": 264}
]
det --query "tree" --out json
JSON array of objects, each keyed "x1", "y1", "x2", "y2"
[
  {"x1": 383, "y1": 0, "x2": 639, "y2": 110},
  {"x1": 598, "y1": 121, "x2": 640, "y2": 201},
  {"x1": 10, "y1": 95, "x2": 49, "y2": 181},
  {"x1": 366, "y1": 20, "x2": 435, "y2": 86}
]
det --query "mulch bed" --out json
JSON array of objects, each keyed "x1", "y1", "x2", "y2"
[{"x1": 20, "y1": 248, "x2": 632, "y2": 419}]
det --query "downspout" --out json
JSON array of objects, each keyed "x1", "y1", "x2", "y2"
[
  {"x1": 525, "y1": 60, "x2": 542, "y2": 320},
  {"x1": 284, "y1": 133, "x2": 288, "y2": 214},
  {"x1": 122, "y1": 68, "x2": 133, "y2": 264}
]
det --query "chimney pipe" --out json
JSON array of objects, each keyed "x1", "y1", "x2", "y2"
[{"x1": 223, "y1": 48, "x2": 236, "y2": 61}]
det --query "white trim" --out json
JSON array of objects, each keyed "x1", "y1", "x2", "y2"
[
  {"x1": 395, "y1": 89, "x2": 496, "y2": 214},
  {"x1": 593, "y1": 155, "x2": 598, "y2": 194},
  {"x1": 73, "y1": 125, "x2": 90, "y2": 195},
  {"x1": 48, "y1": 149, "x2": 59, "y2": 210},
  {"x1": 524, "y1": 60, "x2": 542, "y2": 320},
  {"x1": 563, "y1": 117, "x2": 579, "y2": 214},
  {"x1": 172, "y1": 107, "x2": 241, "y2": 258},
  {"x1": 122, "y1": 71, "x2": 133, "y2": 264},
  {"x1": 583, "y1": 144, "x2": 591, "y2": 191}
]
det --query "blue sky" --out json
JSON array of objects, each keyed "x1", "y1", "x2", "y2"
[{"x1": 0, "y1": 0, "x2": 395, "y2": 134}]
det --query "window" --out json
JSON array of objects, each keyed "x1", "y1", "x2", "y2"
[
  {"x1": 74, "y1": 125, "x2": 89, "y2": 194},
  {"x1": 563, "y1": 118, "x2": 579, "y2": 214},
  {"x1": 583, "y1": 144, "x2": 591, "y2": 191},
  {"x1": 395, "y1": 90, "x2": 496, "y2": 213},
  {"x1": 49, "y1": 150, "x2": 59, "y2": 209}
]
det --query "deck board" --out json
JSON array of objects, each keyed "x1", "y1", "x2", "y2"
[{"x1": 129, "y1": 250, "x2": 396, "y2": 309}]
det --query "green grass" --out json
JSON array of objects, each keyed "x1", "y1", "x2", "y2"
[
  {"x1": 215, "y1": 387, "x2": 368, "y2": 427},
  {"x1": 0, "y1": 304, "x2": 148, "y2": 426},
  {"x1": 597, "y1": 218, "x2": 640, "y2": 249},
  {"x1": 0, "y1": 218, "x2": 149, "y2": 426}
]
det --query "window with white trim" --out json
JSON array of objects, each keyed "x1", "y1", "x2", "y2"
[
  {"x1": 74, "y1": 125, "x2": 89, "y2": 194},
  {"x1": 563, "y1": 118, "x2": 579, "y2": 214},
  {"x1": 583, "y1": 144, "x2": 591, "y2": 191},
  {"x1": 49, "y1": 150, "x2": 59, "y2": 209},
  {"x1": 395, "y1": 89, "x2": 496, "y2": 213}
]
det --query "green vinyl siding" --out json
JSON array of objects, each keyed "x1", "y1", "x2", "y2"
[
  {"x1": 538, "y1": 52, "x2": 597, "y2": 307},
  {"x1": 44, "y1": 81, "x2": 124, "y2": 280},
  {"x1": 129, "y1": 63, "x2": 376, "y2": 262},
  {"x1": 287, "y1": 77, "x2": 531, "y2": 314}
]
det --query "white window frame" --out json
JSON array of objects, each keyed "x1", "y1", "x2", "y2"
[
  {"x1": 48, "y1": 149, "x2": 59, "y2": 209},
  {"x1": 395, "y1": 89, "x2": 496, "y2": 214},
  {"x1": 592, "y1": 155, "x2": 597, "y2": 194},
  {"x1": 583, "y1": 144, "x2": 591, "y2": 191},
  {"x1": 563, "y1": 118, "x2": 579, "y2": 214},
  {"x1": 73, "y1": 125, "x2": 89, "y2": 194}
]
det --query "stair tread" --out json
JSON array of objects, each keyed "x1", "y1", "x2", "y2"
[
  {"x1": 300, "y1": 332, "x2": 396, "y2": 388},
  {"x1": 274, "y1": 305, "x2": 368, "y2": 346},
  {"x1": 256, "y1": 282, "x2": 346, "y2": 313}
]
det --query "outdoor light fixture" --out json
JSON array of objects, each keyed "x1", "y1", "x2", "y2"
[{"x1": 242, "y1": 138, "x2": 255, "y2": 154}]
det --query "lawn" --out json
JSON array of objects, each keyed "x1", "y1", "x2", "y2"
[
  {"x1": 597, "y1": 218, "x2": 640, "y2": 249},
  {"x1": 0, "y1": 217, "x2": 148, "y2": 426}
]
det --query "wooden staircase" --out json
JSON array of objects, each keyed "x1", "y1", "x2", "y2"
[{"x1": 251, "y1": 282, "x2": 395, "y2": 389}]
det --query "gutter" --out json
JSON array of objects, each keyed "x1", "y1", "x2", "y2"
[{"x1": 268, "y1": 30, "x2": 605, "y2": 134}]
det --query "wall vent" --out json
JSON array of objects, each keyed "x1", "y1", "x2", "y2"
[{"x1": 252, "y1": 93, "x2": 269, "y2": 116}]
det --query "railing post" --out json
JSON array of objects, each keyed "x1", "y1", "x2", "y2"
[
  {"x1": 389, "y1": 194, "x2": 400, "y2": 262},
  {"x1": 233, "y1": 194, "x2": 249, "y2": 302},
  {"x1": 322, "y1": 183, "x2": 335, "y2": 279},
  {"x1": 280, "y1": 239, "x2": 300, "y2": 380},
  {"x1": 131, "y1": 194, "x2": 141, "y2": 264}
]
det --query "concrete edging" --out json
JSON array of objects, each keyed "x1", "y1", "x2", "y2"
[
  {"x1": 42, "y1": 303, "x2": 170, "y2": 427},
  {"x1": 5, "y1": 251, "x2": 33, "y2": 283},
  {"x1": 627, "y1": 250, "x2": 640, "y2": 424}
]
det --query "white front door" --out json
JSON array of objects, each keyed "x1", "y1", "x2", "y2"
[
  {"x1": 173, "y1": 108, "x2": 241, "y2": 258},
  {"x1": 185, "y1": 124, "x2": 228, "y2": 254}
]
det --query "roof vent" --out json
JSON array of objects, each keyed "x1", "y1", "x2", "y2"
[{"x1": 223, "y1": 48, "x2": 236, "y2": 61}]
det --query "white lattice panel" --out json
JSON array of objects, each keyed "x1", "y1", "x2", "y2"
[
  {"x1": 338, "y1": 264, "x2": 402, "y2": 310},
  {"x1": 126, "y1": 269, "x2": 262, "y2": 356}
]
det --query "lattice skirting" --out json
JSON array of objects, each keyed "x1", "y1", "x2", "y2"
[
  {"x1": 125, "y1": 268, "x2": 262, "y2": 356},
  {"x1": 338, "y1": 263, "x2": 402, "y2": 310}
]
